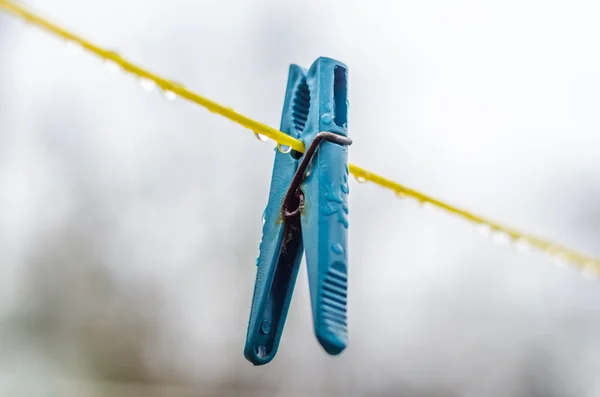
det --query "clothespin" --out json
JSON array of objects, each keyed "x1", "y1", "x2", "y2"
[{"x1": 245, "y1": 57, "x2": 351, "y2": 365}]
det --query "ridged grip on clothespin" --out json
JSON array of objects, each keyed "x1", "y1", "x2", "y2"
[{"x1": 300, "y1": 58, "x2": 350, "y2": 355}]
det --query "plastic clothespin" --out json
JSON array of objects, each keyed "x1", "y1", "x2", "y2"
[{"x1": 245, "y1": 57, "x2": 351, "y2": 365}]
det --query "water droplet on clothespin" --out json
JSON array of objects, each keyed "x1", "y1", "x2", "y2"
[
  {"x1": 139, "y1": 77, "x2": 156, "y2": 92},
  {"x1": 163, "y1": 90, "x2": 177, "y2": 101},
  {"x1": 65, "y1": 40, "x2": 83, "y2": 55},
  {"x1": 321, "y1": 114, "x2": 333, "y2": 124},
  {"x1": 260, "y1": 321, "x2": 271, "y2": 334},
  {"x1": 257, "y1": 345, "x2": 267, "y2": 358},
  {"x1": 476, "y1": 223, "x2": 492, "y2": 236},
  {"x1": 254, "y1": 132, "x2": 269, "y2": 142},
  {"x1": 354, "y1": 175, "x2": 367, "y2": 183},
  {"x1": 304, "y1": 160, "x2": 314, "y2": 177},
  {"x1": 491, "y1": 231, "x2": 511, "y2": 246},
  {"x1": 277, "y1": 143, "x2": 292, "y2": 154}
]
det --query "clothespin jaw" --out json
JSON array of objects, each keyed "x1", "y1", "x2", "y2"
[
  {"x1": 244, "y1": 64, "x2": 308, "y2": 366},
  {"x1": 245, "y1": 57, "x2": 350, "y2": 365},
  {"x1": 299, "y1": 58, "x2": 350, "y2": 355}
]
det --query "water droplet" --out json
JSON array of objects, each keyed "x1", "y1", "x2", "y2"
[
  {"x1": 340, "y1": 216, "x2": 349, "y2": 228},
  {"x1": 581, "y1": 264, "x2": 597, "y2": 280},
  {"x1": 139, "y1": 77, "x2": 156, "y2": 92},
  {"x1": 354, "y1": 175, "x2": 367, "y2": 183},
  {"x1": 19, "y1": 15, "x2": 31, "y2": 27},
  {"x1": 104, "y1": 59, "x2": 120, "y2": 73},
  {"x1": 548, "y1": 254, "x2": 567, "y2": 267},
  {"x1": 305, "y1": 161, "x2": 313, "y2": 177},
  {"x1": 321, "y1": 114, "x2": 333, "y2": 124},
  {"x1": 65, "y1": 40, "x2": 83, "y2": 55},
  {"x1": 395, "y1": 191, "x2": 406, "y2": 199},
  {"x1": 342, "y1": 123, "x2": 348, "y2": 130},
  {"x1": 513, "y1": 238, "x2": 532, "y2": 252},
  {"x1": 260, "y1": 321, "x2": 271, "y2": 334},
  {"x1": 492, "y1": 231, "x2": 511, "y2": 246},
  {"x1": 277, "y1": 143, "x2": 292, "y2": 154},
  {"x1": 254, "y1": 132, "x2": 269, "y2": 142},
  {"x1": 421, "y1": 201, "x2": 436, "y2": 212},
  {"x1": 163, "y1": 90, "x2": 177, "y2": 101},
  {"x1": 257, "y1": 345, "x2": 267, "y2": 358},
  {"x1": 331, "y1": 243, "x2": 344, "y2": 254},
  {"x1": 476, "y1": 224, "x2": 492, "y2": 236}
]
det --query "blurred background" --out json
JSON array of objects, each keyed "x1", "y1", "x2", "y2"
[{"x1": 1, "y1": 0, "x2": 600, "y2": 395}]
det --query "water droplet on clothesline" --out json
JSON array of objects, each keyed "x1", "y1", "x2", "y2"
[
  {"x1": 476, "y1": 224, "x2": 492, "y2": 236},
  {"x1": 65, "y1": 40, "x2": 83, "y2": 55},
  {"x1": 548, "y1": 253, "x2": 567, "y2": 267},
  {"x1": 277, "y1": 144, "x2": 292, "y2": 154},
  {"x1": 420, "y1": 201, "x2": 436, "y2": 212},
  {"x1": 581, "y1": 264, "x2": 597, "y2": 280},
  {"x1": 104, "y1": 59, "x2": 119, "y2": 73},
  {"x1": 163, "y1": 90, "x2": 177, "y2": 101},
  {"x1": 492, "y1": 231, "x2": 511, "y2": 246},
  {"x1": 513, "y1": 238, "x2": 532, "y2": 252},
  {"x1": 254, "y1": 132, "x2": 269, "y2": 142},
  {"x1": 395, "y1": 191, "x2": 406, "y2": 199},
  {"x1": 139, "y1": 77, "x2": 156, "y2": 92}
]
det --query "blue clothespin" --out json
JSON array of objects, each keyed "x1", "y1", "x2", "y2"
[{"x1": 245, "y1": 57, "x2": 351, "y2": 365}]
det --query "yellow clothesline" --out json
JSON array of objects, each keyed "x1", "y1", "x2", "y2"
[{"x1": 1, "y1": 0, "x2": 598, "y2": 277}]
